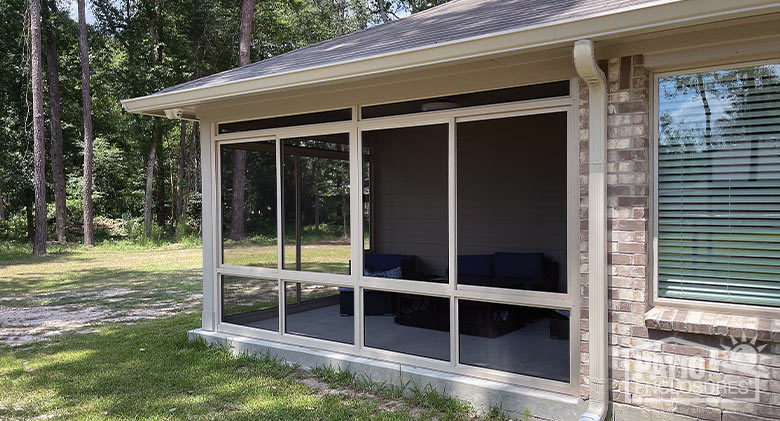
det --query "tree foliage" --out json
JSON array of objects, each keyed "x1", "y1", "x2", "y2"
[{"x1": 0, "y1": 0, "x2": 450, "y2": 244}]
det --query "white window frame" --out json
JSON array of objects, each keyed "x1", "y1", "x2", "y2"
[
  {"x1": 209, "y1": 80, "x2": 581, "y2": 395},
  {"x1": 650, "y1": 58, "x2": 780, "y2": 318}
]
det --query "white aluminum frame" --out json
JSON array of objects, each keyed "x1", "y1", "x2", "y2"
[
  {"x1": 208, "y1": 82, "x2": 581, "y2": 395},
  {"x1": 650, "y1": 58, "x2": 780, "y2": 318}
]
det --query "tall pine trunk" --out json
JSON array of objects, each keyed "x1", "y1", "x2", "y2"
[
  {"x1": 43, "y1": 0, "x2": 67, "y2": 243},
  {"x1": 341, "y1": 191, "x2": 348, "y2": 239},
  {"x1": 188, "y1": 122, "x2": 201, "y2": 233},
  {"x1": 176, "y1": 121, "x2": 187, "y2": 231},
  {"x1": 144, "y1": 129, "x2": 159, "y2": 237},
  {"x1": 376, "y1": 0, "x2": 389, "y2": 23},
  {"x1": 314, "y1": 193, "x2": 320, "y2": 233},
  {"x1": 30, "y1": 0, "x2": 48, "y2": 255},
  {"x1": 144, "y1": 1, "x2": 162, "y2": 239},
  {"x1": 77, "y1": 0, "x2": 94, "y2": 246},
  {"x1": 229, "y1": 0, "x2": 255, "y2": 241},
  {"x1": 0, "y1": 185, "x2": 5, "y2": 221},
  {"x1": 229, "y1": 149, "x2": 246, "y2": 240},
  {"x1": 238, "y1": 0, "x2": 253, "y2": 67},
  {"x1": 155, "y1": 145, "x2": 166, "y2": 228}
]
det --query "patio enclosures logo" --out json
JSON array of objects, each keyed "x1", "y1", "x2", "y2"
[{"x1": 622, "y1": 333, "x2": 769, "y2": 406}]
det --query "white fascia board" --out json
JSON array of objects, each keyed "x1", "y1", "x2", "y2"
[{"x1": 121, "y1": 0, "x2": 780, "y2": 116}]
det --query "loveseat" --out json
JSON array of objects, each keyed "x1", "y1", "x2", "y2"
[
  {"x1": 456, "y1": 252, "x2": 560, "y2": 292},
  {"x1": 339, "y1": 253, "x2": 416, "y2": 316}
]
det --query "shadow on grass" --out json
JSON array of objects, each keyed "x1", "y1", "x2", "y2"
[
  {"x1": 0, "y1": 267, "x2": 202, "y2": 300},
  {"x1": 0, "y1": 251, "x2": 72, "y2": 267},
  {"x1": 0, "y1": 314, "x2": 418, "y2": 420}
]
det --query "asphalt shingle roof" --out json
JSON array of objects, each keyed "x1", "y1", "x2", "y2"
[{"x1": 158, "y1": 0, "x2": 666, "y2": 95}]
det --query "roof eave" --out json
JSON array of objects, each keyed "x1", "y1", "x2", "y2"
[{"x1": 121, "y1": 0, "x2": 780, "y2": 117}]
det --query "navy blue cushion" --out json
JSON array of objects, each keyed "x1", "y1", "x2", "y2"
[
  {"x1": 364, "y1": 267, "x2": 402, "y2": 279},
  {"x1": 458, "y1": 255, "x2": 493, "y2": 277},
  {"x1": 458, "y1": 275, "x2": 496, "y2": 287},
  {"x1": 364, "y1": 254, "x2": 404, "y2": 272},
  {"x1": 493, "y1": 252, "x2": 544, "y2": 280}
]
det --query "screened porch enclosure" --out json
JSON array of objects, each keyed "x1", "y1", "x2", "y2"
[{"x1": 215, "y1": 81, "x2": 578, "y2": 391}]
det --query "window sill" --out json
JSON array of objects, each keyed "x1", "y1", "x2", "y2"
[{"x1": 644, "y1": 306, "x2": 780, "y2": 343}]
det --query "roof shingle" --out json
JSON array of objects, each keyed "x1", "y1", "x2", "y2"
[{"x1": 158, "y1": 0, "x2": 666, "y2": 95}]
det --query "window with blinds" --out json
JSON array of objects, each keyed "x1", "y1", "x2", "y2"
[{"x1": 657, "y1": 63, "x2": 780, "y2": 307}]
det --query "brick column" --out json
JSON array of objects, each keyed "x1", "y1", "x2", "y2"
[{"x1": 579, "y1": 55, "x2": 650, "y2": 402}]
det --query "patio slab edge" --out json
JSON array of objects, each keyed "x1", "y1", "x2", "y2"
[{"x1": 188, "y1": 328, "x2": 583, "y2": 420}]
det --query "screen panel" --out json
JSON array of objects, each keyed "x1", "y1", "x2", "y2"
[
  {"x1": 363, "y1": 289, "x2": 449, "y2": 361},
  {"x1": 458, "y1": 300, "x2": 570, "y2": 382},
  {"x1": 222, "y1": 275, "x2": 279, "y2": 331},
  {"x1": 361, "y1": 125, "x2": 448, "y2": 283},
  {"x1": 284, "y1": 281, "x2": 353, "y2": 344},
  {"x1": 282, "y1": 134, "x2": 351, "y2": 274},
  {"x1": 457, "y1": 113, "x2": 568, "y2": 293},
  {"x1": 221, "y1": 141, "x2": 278, "y2": 268}
]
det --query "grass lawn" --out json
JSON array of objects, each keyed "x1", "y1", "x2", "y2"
[
  {"x1": 0, "y1": 314, "x2": 490, "y2": 420},
  {"x1": 223, "y1": 240, "x2": 351, "y2": 274},
  {"x1": 0, "y1": 245, "x2": 203, "y2": 310},
  {"x1": 0, "y1": 244, "x2": 514, "y2": 420}
]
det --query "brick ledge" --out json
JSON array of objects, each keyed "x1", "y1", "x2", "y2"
[{"x1": 645, "y1": 306, "x2": 780, "y2": 343}]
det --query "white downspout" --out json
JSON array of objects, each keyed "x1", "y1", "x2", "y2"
[{"x1": 574, "y1": 39, "x2": 609, "y2": 421}]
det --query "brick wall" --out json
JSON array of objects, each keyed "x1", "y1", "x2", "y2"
[
  {"x1": 578, "y1": 55, "x2": 780, "y2": 420},
  {"x1": 578, "y1": 54, "x2": 650, "y2": 401}
]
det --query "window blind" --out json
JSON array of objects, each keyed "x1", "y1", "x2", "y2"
[{"x1": 657, "y1": 64, "x2": 780, "y2": 307}]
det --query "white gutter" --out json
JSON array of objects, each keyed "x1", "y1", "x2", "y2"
[
  {"x1": 121, "y1": 0, "x2": 780, "y2": 116},
  {"x1": 574, "y1": 39, "x2": 608, "y2": 421}
]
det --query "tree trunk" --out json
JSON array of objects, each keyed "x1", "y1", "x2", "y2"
[
  {"x1": 144, "y1": 130, "x2": 159, "y2": 238},
  {"x1": 238, "y1": 0, "x2": 254, "y2": 67},
  {"x1": 176, "y1": 121, "x2": 187, "y2": 227},
  {"x1": 314, "y1": 191, "x2": 320, "y2": 234},
  {"x1": 696, "y1": 74, "x2": 712, "y2": 147},
  {"x1": 376, "y1": 0, "x2": 389, "y2": 23},
  {"x1": 42, "y1": 0, "x2": 67, "y2": 243},
  {"x1": 0, "y1": 185, "x2": 5, "y2": 221},
  {"x1": 342, "y1": 191, "x2": 348, "y2": 239},
  {"x1": 188, "y1": 122, "x2": 200, "y2": 196},
  {"x1": 77, "y1": 0, "x2": 94, "y2": 246},
  {"x1": 229, "y1": 150, "x2": 246, "y2": 240},
  {"x1": 143, "y1": 1, "x2": 163, "y2": 239},
  {"x1": 168, "y1": 147, "x2": 176, "y2": 232},
  {"x1": 335, "y1": 0, "x2": 346, "y2": 35},
  {"x1": 189, "y1": 122, "x2": 201, "y2": 233},
  {"x1": 30, "y1": 0, "x2": 48, "y2": 255},
  {"x1": 229, "y1": 0, "x2": 255, "y2": 241},
  {"x1": 313, "y1": 160, "x2": 320, "y2": 233},
  {"x1": 155, "y1": 146, "x2": 166, "y2": 229}
]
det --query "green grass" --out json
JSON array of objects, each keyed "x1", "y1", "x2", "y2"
[
  {"x1": 0, "y1": 245, "x2": 203, "y2": 310},
  {"x1": 309, "y1": 365, "x2": 516, "y2": 421},
  {"x1": 0, "y1": 314, "x2": 445, "y2": 420},
  {"x1": 0, "y1": 238, "x2": 203, "y2": 263},
  {"x1": 222, "y1": 240, "x2": 351, "y2": 274},
  {"x1": 0, "y1": 245, "x2": 518, "y2": 420}
]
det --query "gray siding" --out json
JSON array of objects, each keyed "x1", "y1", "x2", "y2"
[
  {"x1": 367, "y1": 113, "x2": 568, "y2": 287},
  {"x1": 367, "y1": 125, "x2": 449, "y2": 275},
  {"x1": 457, "y1": 113, "x2": 568, "y2": 289}
]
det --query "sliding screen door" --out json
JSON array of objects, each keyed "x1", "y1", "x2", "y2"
[
  {"x1": 281, "y1": 134, "x2": 351, "y2": 274},
  {"x1": 361, "y1": 124, "x2": 448, "y2": 283},
  {"x1": 457, "y1": 113, "x2": 568, "y2": 293}
]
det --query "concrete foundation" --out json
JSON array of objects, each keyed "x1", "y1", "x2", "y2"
[{"x1": 188, "y1": 328, "x2": 583, "y2": 420}]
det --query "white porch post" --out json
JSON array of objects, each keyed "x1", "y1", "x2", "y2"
[
  {"x1": 574, "y1": 39, "x2": 609, "y2": 421},
  {"x1": 200, "y1": 121, "x2": 217, "y2": 331}
]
